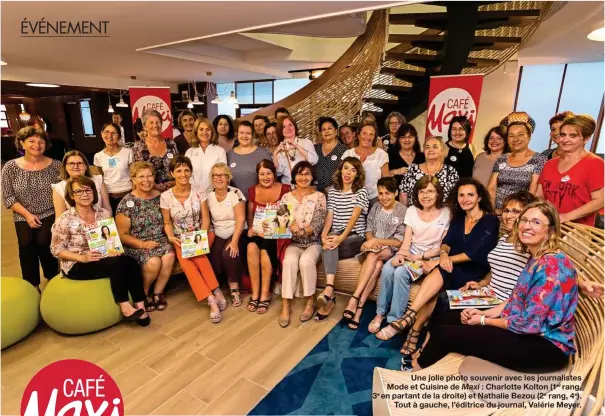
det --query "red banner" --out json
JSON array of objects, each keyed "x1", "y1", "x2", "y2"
[
  {"x1": 425, "y1": 74, "x2": 483, "y2": 143},
  {"x1": 129, "y1": 86, "x2": 173, "y2": 138}
]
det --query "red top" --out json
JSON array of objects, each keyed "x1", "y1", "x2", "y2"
[
  {"x1": 247, "y1": 183, "x2": 292, "y2": 213},
  {"x1": 538, "y1": 153, "x2": 604, "y2": 226}
]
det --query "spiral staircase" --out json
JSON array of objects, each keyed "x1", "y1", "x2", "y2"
[{"x1": 244, "y1": 1, "x2": 561, "y2": 140}]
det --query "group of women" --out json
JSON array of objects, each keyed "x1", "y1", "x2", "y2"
[{"x1": 3, "y1": 106, "x2": 604, "y2": 374}]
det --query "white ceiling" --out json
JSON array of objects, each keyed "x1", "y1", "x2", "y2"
[{"x1": 1, "y1": 1, "x2": 406, "y2": 88}]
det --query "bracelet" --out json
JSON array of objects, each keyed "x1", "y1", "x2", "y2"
[
  {"x1": 480, "y1": 315, "x2": 486, "y2": 326},
  {"x1": 439, "y1": 250, "x2": 448, "y2": 256}
]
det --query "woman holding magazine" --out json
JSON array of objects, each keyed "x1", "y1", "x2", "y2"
[
  {"x1": 246, "y1": 159, "x2": 291, "y2": 314},
  {"x1": 376, "y1": 178, "x2": 499, "y2": 360},
  {"x1": 342, "y1": 177, "x2": 407, "y2": 330},
  {"x1": 160, "y1": 155, "x2": 227, "y2": 323},
  {"x1": 50, "y1": 176, "x2": 150, "y2": 326},
  {"x1": 369, "y1": 176, "x2": 450, "y2": 333},
  {"x1": 412, "y1": 201, "x2": 578, "y2": 373}
]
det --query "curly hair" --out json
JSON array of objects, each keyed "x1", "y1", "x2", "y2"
[
  {"x1": 213, "y1": 115, "x2": 234, "y2": 140},
  {"x1": 447, "y1": 177, "x2": 494, "y2": 220},
  {"x1": 332, "y1": 157, "x2": 365, "y2": 193},
  {"x1": 15, "y1": 126, "x2": 49, "y2": 152}
]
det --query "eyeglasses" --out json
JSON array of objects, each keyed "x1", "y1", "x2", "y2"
[
  {"x1": 503, "y1": 208, "x2": 522, "y2": 215},
  {"x1": 66, "y1": 162, "x2": 86, "y2": 168},
  {"x1": 102, "y1": 131, "x2": 118, "y2": 136},
  {"x1": 212, "y1": 174, "x2": 229, "y2": 179},
  {"x1": 73, "y1": 188, "x2": 93, "y2": 196},
  {"x1": 519, "y1": 217, "x2": 549, "y2": 228},
  {"x1": 419, "y1": 189, "x2": 436, "y2": 196},
  {"x1": 296, "y1": 172, "x2": 312, "y2": 177},
  {"x1": 389, "y1": 121, "x2": 401, "y2": 126}
]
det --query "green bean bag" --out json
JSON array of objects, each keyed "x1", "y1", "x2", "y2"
[
  {"x1": 1, "y1": 277, "x2": 41, "y2": 349},
  {"x1": 40, "y1": 276, "x2": 122, "y2": 335}
]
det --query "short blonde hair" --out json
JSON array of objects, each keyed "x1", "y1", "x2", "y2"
[
  {"x1": 512, "y1": 200, "x2": 561, "y2": 258},
  {"x1": 129, "y1": 161, "x2": 155, "y2": 179},
  {"x1": 423, "y1": 135, "x2": 447, "y2": 163},
  {"x1": 210, "y1": 162, "x2": 232, "y2": 183},
  {"x1": 191, "y1": 117, "x2": 218, "y2": 147}
]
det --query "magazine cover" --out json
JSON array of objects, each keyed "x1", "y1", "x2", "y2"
[
  {"x1": 85, "y1": 218, "x2": 124, "y2": 257},
  {"x1": 180, "y1": 230, "x2": 210, "y2": 258},
  {"x1": 404, "y1": 261, "x2": 424, "y2": 281},
  {"x1": 446, "y1": 287, "x2": 502, "y2": 309},
  {"x1": 252, "y1": 203, "x2": 293, "y2": 239}
]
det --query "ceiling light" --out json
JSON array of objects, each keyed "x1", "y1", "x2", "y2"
[
  {"x1": 115, "y1": 96, "x2": 128, "y2": 108},
  {"x1": 211, "y1": 97, "x2": 223, "y2": 104},
  {"x1": 107, "y1": 104, "x2": 114, "y2": 113},
  {"x1": 19, "y1": 110, "x2": 31, "y2": 122},
  {"x1": 187, "y1": 100, "x2": 194, "y2": 109},
  {"x1": 26, "y1": 83, "x2": 60, "y2": 88},
  {"x1": 588, "y1": 27, "x2": 605, "y2": 42},
  {"x1": 227, "y1": 91, "x2": 238, "y2": 104},
  {"x1": 192, "y1": 95, "x2": 204, "y2": 105}
]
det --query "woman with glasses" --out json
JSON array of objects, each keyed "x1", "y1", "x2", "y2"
[
  {"x1": 376, "y1": 179, "x2": 499, "y2": 357},
  {"x1": 174, "y1": 110, "x2": 196, "y2": 154},
  {"x1": 278, "y1": 161, "x2": 327, "y2": 327},
  {"x1": 2, "y1": 126, "x2": 61, "y2": 289},
  {"x1": 53, "y1": 150, "x2": 111, "y2": 218},
  {"x1": 207, "y1": 163, "x2": 246, "y2": 307},
  {"x1": 537, "y1": 114, "x2": 604, "y2": 226},
  {"x1": 185, "y1": 117, "x2": 227, "y2": 192},
  {"x1": 314, "y1": 117, "x2": 348, "y2": 193},
  {"x1": 488, "y1": 112, "x2": 547, "y2": 214},
  {"x1": 411, "y1": 201, "x2": 577, "y2": 373},
  {"x1": 132, "y1": 109, "x2": 179, "y2": 192},
  {"x1": 388, "y1": 123, "x2": 425, "y2": 188},
  {"x1": 51, "y1": 176, "x2": 150, "y2": 326},
  {"x1": 94, "y1": 123, "x2": 133, "y2": 214},
  {"x1": 116, "y1": 162, "x2": 175, "y2": 312},
  {"x1": 380, "y1": 112, "x2": 406, "y2": 153},
  {"x1": 444, "y1": 116, "x2": 475, "y2": 178}
]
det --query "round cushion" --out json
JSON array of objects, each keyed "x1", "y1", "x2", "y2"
[
  {"x1": 40, "y1": 276, "x2": 122, "y2": 335},
  {"x1": 1, "y1": 277, "x2": 41, "y2": 349}
]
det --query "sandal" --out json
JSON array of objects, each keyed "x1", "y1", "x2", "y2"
[
  {"x1": 144, "y1": 296, "x2": 156, "y2": 312},
  {"x1": 376, "y1": 308, "x2": 417, "y2": 341},
  {"x1": 214, "y1": 289, "x2": 227, "y2": 311},
  {"x1": 347, "y1": 304, "x2": 364, "y2": 330},
  {"x1": 315, "y1": 284, "x2": 334, "y2": 311},
  {"x1": 401, "y1": 327, "x2": 423, "y2": 357},
  {"x1": 230, "y1": 288, "x2": 242, "y2": 307},
  {"x1": 368, "y1": 316, "x2": 384, "y2": 334},
  {"x1": 247, "y1": 298, "x2": 259, "y2": 312},
  {"x1": 257, "y1": 299, "x2": 271, "y2": 314},
  {"x1": 152, "y1": 293, "x2": 167, "y2": 311},
  {"x1": 314, "y1": 292, "x2": 336, "y2": 322},
  {"x1": 208, "y1": 299, "x2": 222, "y2": 324},
  {"x1": 342, "y1": 295, "x2": 360, "y2": 323},
  {"x1": 300, "y1": 303, "x2": 315, "y2": 322}
]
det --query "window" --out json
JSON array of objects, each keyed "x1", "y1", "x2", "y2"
[
  {"x1": 254, "y1": 81, "x2": 273, "y2": 103},
  {"x1": 1, "y1": 105, "x2": 9, "y2": 129},
  {"x1": 236, "y1": 83, "x2": 254, "y2": 105},
  {"x1": 217, "y1": 83, "x2": 236, "y2": 119},
  {"x1": 274, "y1": 79, "x2": 309, "y2": 101},
  {"x1": 79, "y1": 100, "x2": 95, "y2": 136}
]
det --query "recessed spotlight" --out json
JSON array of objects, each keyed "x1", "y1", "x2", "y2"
[
  {"x1": 26, "y1": 83, "x2": 60, "y2": 88},
  {"x1": 588, "y1": 27, "x2": 605, "y2": 42}
]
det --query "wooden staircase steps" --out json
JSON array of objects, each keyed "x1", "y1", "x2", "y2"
[
  {"x1": 388, "y1": 34, "x2": 522, "y2": 51},
  {"x1": 389, "y1": 9, "x2": 541, "y2": 30}
]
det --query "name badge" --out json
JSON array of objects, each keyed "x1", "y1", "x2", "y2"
[
  {"x1": 108, "y1": 158, "x2": 117, "y2": 168},
  {"x1": 167, "y1": 153, "x2": 174, "y2": 159},
  {"x1": 499, "y1": 163, "x2": 506, "y2": 170},
  {"x1": 230, "y1": 162, "x2": 237, "y2": 168},
  {"x1": 383, "y1": 139, "x2": 389, "y2": 146},
  {"x1": 437, "y1": 220, "x2": 445, "y2": 226},
  {"x1": 450, "y1": 155, "x2": 457, "y2": 162},
  {"x1": 561, "y1": 175, "x2": 571, "y2": 182},
  {"x1": 192, "y1": 203, "x2": 200, "y2": 210},
  {"x1": 69, "y1": 221, "x2": 79, "y2": 229},
  {"x1": 331, "y1": 155, "x2": 337, "y2": 161},
  {"x1": 306, "y1": 200, "x2": 315, "y2": 207},
  {"x1": 126, "y1": 200, "x2": 135, "y2": 208},
  {"x1": 391, "y1": 217, "x2": 399, "y2": 225},
  {"x1": 225, "y1": 200, "x2": 232, "y2": 208}
]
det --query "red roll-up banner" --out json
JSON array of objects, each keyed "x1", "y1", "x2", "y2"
[
  {"x1": 425, "y1": 74, "x2": 484, "y2": 143},
  {"x1": 129, "y1": 86, "x2": 173, "y2": 138}
]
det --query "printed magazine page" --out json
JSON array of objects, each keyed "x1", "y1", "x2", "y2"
[
  {"x1": 446, "y1": 287, "x2": 502, "y2": 309},
  {"x1": 180, "y1": 230, "x2": 210, "y2": 258},
  {"x1": 252, "y1": 203, "x2": 293, "y2": 239},
  {"x1": 84, "y1": 218, "x2": 124, "y2": 257}
]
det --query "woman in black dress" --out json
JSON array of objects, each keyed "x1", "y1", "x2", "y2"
[{"x1": 388, "y1": 123, "x2": 425, "y2": 188}]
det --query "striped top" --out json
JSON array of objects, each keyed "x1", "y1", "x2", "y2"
[
  {"x1": 326, "y1": 187, "x2": 369, "y2": 238},
  {"x1": 487, "y1": 235, "x2": 530, "y2": 301}
]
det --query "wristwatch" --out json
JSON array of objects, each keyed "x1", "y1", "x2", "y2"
[
  {"x1": 439, "y1": 250, "x2": 448, "y2": 256},
  {"x1": 480, "y1": 315, "x2": 486, "y2": 326}
]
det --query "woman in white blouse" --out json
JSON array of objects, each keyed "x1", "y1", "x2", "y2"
[
  {"x1": 342, "y1": 123, "x2": 389, "y2": 205},
  {"x1": 53, "y1": 150, "x2": 111, "y2": 218},
  {"x1": 185, "y1": 117, "x2": 227, "y2": 192},
  {"x1": 273, "y1": 115, "x2": 318, "y2": 184},
  {"x1": 94, "y1": 122, "x2": 133, "y2": 214},
  {"x1": 207, "y1": 163, "x2": 246, "y2": 307}
]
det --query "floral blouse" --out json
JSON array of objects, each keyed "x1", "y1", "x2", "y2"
[
  {"x1": 132, "y1": 139, "x2": 179, "y2": 189},
  {"x1": 160, "y1": 186, "x2": 208, "y2": 236},
  {"x1": 502, "y1": 251, "x2": 578, "y2": 355},
  {"x1": 50, "y1": 207, "x2": 111, "y2": 274},
  {"x1": 280, "y1": 191, "x2": 326, "y2": 249},
  {"x1": 399, "y1": 163, "x2": 459, "y2": 206}
]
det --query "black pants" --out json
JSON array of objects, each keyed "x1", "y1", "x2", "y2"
[
  {"x1": 15, "y1": 216, "x2": 58, "y2": 287},
  {"x1": 66, "y1": 256, "x2": 146, "y2": 303},
  {"x1": 109, "y1": 196, "x2": 125, "y2": 215},
  {"x1": 209, "y1": 236, "x2": 244, "y2": 284},
  {"x1": 417, "y1": 324, "x2": 568, "y2": 373}
]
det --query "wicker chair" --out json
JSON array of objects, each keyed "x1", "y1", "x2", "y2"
[{"x1": 371, "y1": 223, "x2": 604, "y2": 416}]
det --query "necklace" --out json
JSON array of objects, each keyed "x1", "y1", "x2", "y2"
[
  {"x1": 104, "y1": 147, "x2": 120, "y2": 157},
  {"x1": 450, "y1": 141, "x2": 465, "y2": 153},
  {"x1": 400, "y1": 150, "x2": 414, "y2": 158}
]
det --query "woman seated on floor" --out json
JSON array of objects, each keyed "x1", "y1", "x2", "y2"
[
  {"x1": 160, "y1": 155, "x2": 227, "y2": 323},
  {"x1": 116, "y1": 162, "x2": 176, "y2": 312},
  {"x1": 50, "y1": 176, "x2": 150, "y2": 326},
  {"x1": 376, "y1": 178, "x2": 499, "y2": 353},
  {"x1": 369, "y1": 176, "x2": 450, "y2": 333},
  {"x1": 246, "y1": 159, "x2": 291, "y2": 314},
  {"x1": 278, "y1": 161, "x2": 327, "y2": 327},
  {"x1": 316, "y1": 157, "x2": 369, "y2": 321},
  {"x1": 343, "y1": 177, "x2": 407, "y2": 330},
  {"x1": 411, "y1": 200, "x2": 578, "y2": 373},
  {"x1": 206, "y1": 163, "x2": 246, "y2": 307}
]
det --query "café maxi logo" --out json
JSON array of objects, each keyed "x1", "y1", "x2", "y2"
[{"x1": 21, "y1": 18, "x2": 109, "y2": 37}]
